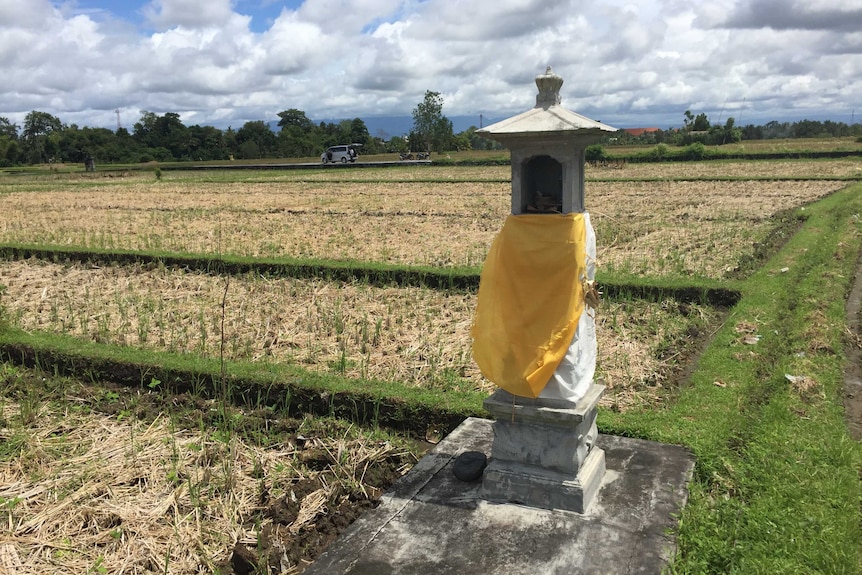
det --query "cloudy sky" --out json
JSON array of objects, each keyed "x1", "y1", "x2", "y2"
[{"x1": 1, "y1": 0, "x2": 861, "y2": 135}]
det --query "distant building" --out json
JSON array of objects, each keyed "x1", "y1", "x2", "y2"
[{"x1": 623, "y1": 127, "x2": 660, "y2": 137}]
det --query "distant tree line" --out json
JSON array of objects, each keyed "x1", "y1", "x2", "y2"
[
  {"x1": 0, "y1": 91, "x2": 501, "y2": 167},
  {"x1": 1, "y1": 100, "x2": 858, "y2": 167},
  {"x1": 0, "y1": 108, "x2": 387, "y2": 166},
  {"x1": 609, "y1": 109, "x2": 862, "y2": 147}
]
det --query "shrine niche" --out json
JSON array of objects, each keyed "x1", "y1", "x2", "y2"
[{"x1": 522, "y1": 154, "x2": 562, "y2": 213}]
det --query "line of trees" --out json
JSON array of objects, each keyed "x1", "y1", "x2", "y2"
[
  {"x1": 0, "y1": 91, "x2": 495, "y2": 167},
  {"x1": 0, "y1": 109, "x2": 387, "y2": 166},
  {"x1": 612, "y1": 110, "x2": 862, "y2": 147},
  {"x1": 2, "y1": 99, "x2": 859, "y2": 167}
]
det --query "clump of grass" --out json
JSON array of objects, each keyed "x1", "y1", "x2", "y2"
[{"x1": 0, "y1": 282, "x2": 8, "y2": 331}]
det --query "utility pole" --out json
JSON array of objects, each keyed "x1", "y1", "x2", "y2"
[{"x1": 115, "y1": 109, "x2": 121, "y2": 131}]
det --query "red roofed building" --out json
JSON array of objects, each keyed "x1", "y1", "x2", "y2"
[{"x1": 623, "y1": 127, "x2": 660, "y2": 137}]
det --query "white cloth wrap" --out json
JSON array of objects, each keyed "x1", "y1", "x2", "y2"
[{"x1": 538, "y1": 211, "x2": 597, "y2": 403}]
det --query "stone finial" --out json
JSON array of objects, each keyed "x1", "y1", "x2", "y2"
[{"x1": 535, "y1": 66, "x2": 563, "y2": 107}]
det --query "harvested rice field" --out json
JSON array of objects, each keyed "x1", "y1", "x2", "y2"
[
  {"x1": 0, "y1": 160, "x2": 854, "y2": 574},
  {"x1": 0, "y1": 259, "x2": 716, "y2": 411},
  {"x1": 0, "y1": 365, "x2": 419, "y2": 574},
  {"x1": 0, "y1": 162, "x2": 848, "y2": 403},
  {"x1": 587, "y1": 157, "x2": 862, "y2": 179},
  {"x1": 0, "y1": 165, "x2": 847, "y2": 278}
]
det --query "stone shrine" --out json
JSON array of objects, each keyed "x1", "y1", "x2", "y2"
[{"x1": 473, "y1": 67, "x2": 617, "y2": 513}]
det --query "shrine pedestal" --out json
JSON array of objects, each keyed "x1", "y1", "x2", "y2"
[{"x1": 480, "y1": 384, "x2": 605, "y2": 513}]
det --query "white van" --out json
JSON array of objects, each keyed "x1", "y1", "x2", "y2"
[{"x1": 321, "y1": 144, "x2": 360, "y2": 164}]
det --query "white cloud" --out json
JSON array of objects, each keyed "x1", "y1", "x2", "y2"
[
  {"x1": 0, "y1": 0, "x2": 57, "y2": 28},
  {"x1": 713, "y1": 0, "x2": 862, "y2": 32},
  {"x1": 409, "y1": 0, "x2": 571, "y2": 41},
  {"x1": 259, "y1": 10, "x2": 327, "y2": 75},
  {"x1": 142, "y1": 0, "x2": 237, "y2": 29},
  {"x1": 297, "y1": 0, "x2": 403, "y2": 33},
  {"x1": 0, "y1": 0, "x2": 860, "y2": 131}
]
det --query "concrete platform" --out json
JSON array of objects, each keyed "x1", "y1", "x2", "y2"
[{"x1": 304, "y1": 417, "x2": 695, "y2": 575}]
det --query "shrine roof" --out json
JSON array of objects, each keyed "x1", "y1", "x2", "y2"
[{"x1": 478, "y1": 67, "x2": 618, "y2": 139}]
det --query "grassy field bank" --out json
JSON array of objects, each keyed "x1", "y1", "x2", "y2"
[{"x1": 602, "y1": 182, "x2": 862, "y2": 573}]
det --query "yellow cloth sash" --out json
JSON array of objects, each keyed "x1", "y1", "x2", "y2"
[{"x1": 472, "y1": 213, "x2": 586, "y2": 398}]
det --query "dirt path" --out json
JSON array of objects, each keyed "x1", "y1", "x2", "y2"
[{"x1": 843, "y1": 255, "x2": 862, "y2": 440}]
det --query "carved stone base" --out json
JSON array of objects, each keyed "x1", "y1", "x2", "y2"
[
  {"x1": 480, "y1": 383, "x2": 606, "y2": 513},
  {"x1": 481, "y1": 447, "x2": 606, "y2": 514}
]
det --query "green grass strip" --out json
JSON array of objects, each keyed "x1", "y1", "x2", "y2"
[
  {"x1": 0, "y1": 243, "x2": 482, "y2": 291},
  {"x1": 0, "y1": 327, "x2": 487, "y2": 436},
  {"x1": 0, "y1": 243, "x2": 739, "y2": 306},
  {"x1": 601, "y1": 182, "x2": 862, "y2": 573}
]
